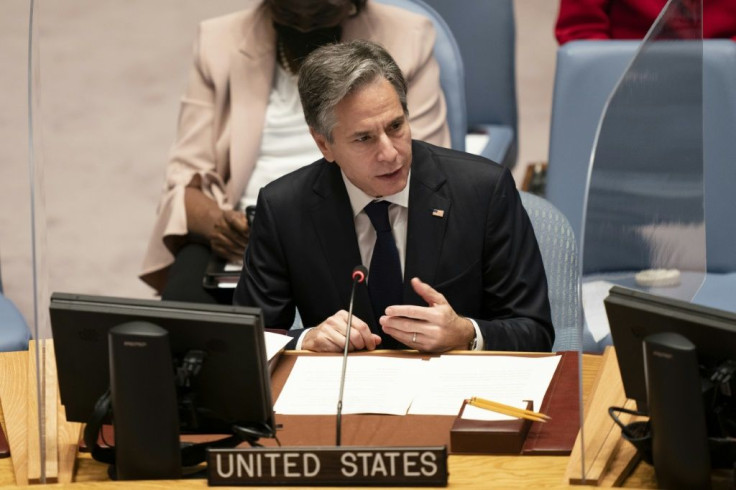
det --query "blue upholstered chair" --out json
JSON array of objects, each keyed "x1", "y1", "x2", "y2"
[
  {"x1": 423, "y1": 0, "x2": 518, "y2": 168},
  {"x1": 519, "y1": 192, "x2": 581, "y2": 352},
  {"x1": 546, "y1": 41, "x2": 636, "y2": 246},
  {"x1": 375, "y1": 0, "x2": 467, "y2": 152},
  {"x1": 691, "y1": 40, "x2": 736, "y2": 311},
  {"x1": 545, "y1": 40, "x2": 736, "y2": 335},
  {"x1": 0, "y1": 260, "x2": 31, "y2": 352}
]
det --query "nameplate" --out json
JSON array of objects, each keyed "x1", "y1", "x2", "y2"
[{"x1": 207, "y1": 446, "x2": 448, "y2": 486}]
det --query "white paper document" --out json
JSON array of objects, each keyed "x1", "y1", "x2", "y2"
[
  {"x1": 408, "y1": 355, "x2": 560, "y2": 416},
  {"x1": 274, "y1": 356, "x2": 423, "y2": 415},
  {"x1": 582, "y1": 280, "x2": 616, "y2": 342},
  {"x1": 264, "y1": 331, "x2": 292, "y2": 362},
  {"x1": 465, "y1": 133, "x2": 491, "y2": 155},
  {"x1": 274, "y1": 354, "x2": 561, "y2": 417}
]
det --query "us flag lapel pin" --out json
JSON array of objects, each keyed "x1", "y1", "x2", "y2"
[{"x1": 432, "y1": 209, "x2": 445, "y2": 218}]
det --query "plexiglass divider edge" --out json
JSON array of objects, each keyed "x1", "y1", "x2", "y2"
[
  {"x1": 577, "y1": 0, "x2": 704, "y2": 484},
  {"x1": 20, "y1": 0, "x2": 255, "y2": 484}
]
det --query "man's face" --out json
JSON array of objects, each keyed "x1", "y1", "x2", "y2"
[{"x1": 311, "y1": 78, "x2": 412, "y2": 198}]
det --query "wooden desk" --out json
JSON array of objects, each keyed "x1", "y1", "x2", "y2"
[{"x1": 0, "y1": 352, "x2": 657, "y2": 488}]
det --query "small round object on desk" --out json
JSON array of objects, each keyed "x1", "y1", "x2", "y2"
[{"x1": 634, "y1": 268, "x2": 681, "y2": 287}]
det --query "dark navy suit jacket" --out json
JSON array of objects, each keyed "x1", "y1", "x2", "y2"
[{"x1": 234, "y1": 141, "x2": 554, "y2": 351}]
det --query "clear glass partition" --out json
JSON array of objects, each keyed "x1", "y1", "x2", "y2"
[
  {"x1": 579, "y1": 0, "x2": 704, "y2": 484},
  {"x1": 582, "y1": 0, "x2": 706, "y2": 340},
  {"x1": 14, "y1": 0, "x2": 249, "y2": 482}
]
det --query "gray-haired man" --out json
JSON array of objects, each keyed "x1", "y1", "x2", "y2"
[{"x1": 234, "y1": 40, "x2": 553, "y2": 353}]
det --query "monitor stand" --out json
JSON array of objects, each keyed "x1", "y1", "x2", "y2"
[
  {"x1": 109, "y1": 322, "x2": 182, "y2": 480},
  {"x1": 644, "y1": 332, "x2": 710, "y2": 489}
]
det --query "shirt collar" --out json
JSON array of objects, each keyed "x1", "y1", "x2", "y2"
[{"x1": 341, "y1": 170, "x2": 411, "y2": 218}]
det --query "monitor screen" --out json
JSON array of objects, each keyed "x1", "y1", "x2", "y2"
[
  {"x1": 50, "y1": 292, "x2": 275, "y2": 436},
  {"x1": 605, "y1": 285, "x2": 736, "y2": 411}
]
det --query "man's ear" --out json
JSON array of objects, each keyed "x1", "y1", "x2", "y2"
[{"x1": 310, "y1": 128, "x2": 335, "y2": 162}]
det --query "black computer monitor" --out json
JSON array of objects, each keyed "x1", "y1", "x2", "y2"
[
  {"x1": 605, "y1": 285, "x2": 736, "y2": 412},
  {"x1": 50, "y1": 292, "x2": 275, "y2": 437}
]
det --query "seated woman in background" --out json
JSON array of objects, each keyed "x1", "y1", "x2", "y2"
[
  {"x1": 555, "y1": 0, "x2": 736, "y2": 45},
  {"x1": 140, "y1": 0, "x2": 450, "y2": 304}
]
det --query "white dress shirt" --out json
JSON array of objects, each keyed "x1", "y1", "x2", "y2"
[{"x1": 341, "y1": 171, "x2": 410, "y2": 275}]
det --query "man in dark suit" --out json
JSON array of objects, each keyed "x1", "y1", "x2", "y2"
[{"x1": 234, "y1": 40, "x2": 553, "y2": 353}]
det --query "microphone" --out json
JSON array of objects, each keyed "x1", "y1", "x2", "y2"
[{"x1": 336, "y1": 265, "x2": 368, "y2": 446}]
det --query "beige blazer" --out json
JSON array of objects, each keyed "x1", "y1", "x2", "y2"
[{"x1": 140, "y1": 1, "x2": 450, "y2": 292}]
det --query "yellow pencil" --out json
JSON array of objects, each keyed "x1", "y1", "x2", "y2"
[
  {"x1": 467, "y1": 397, "x2": 550, "y2": 423},
  {"x1": 470, "y1": 397, "x2": 551, "y2": 420}
]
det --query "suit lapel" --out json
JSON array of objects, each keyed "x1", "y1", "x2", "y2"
[
  {"x1": 228, "y1": 8, "x2": 276, "y2": 205},
  {"x1": 306, "y1": 145, "x2": 450, "y2": 327},
  {"x1": 404, "y1": 143, "x2": 450, "y2": 303},
  {"x1": 308, "y1": 164, "x2": 377, "y2": 328}
]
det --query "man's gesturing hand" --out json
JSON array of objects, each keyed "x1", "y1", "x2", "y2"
[{"x1": 380, "y1": 277, "x2": 475, "y2": 352}]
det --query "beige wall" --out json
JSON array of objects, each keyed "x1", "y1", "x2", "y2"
[
  {"x1": 0, "y1": 0, "x2": 560, "y2": 325},
  {"x1": 513, "y1": 0, "x2": 559, "y2": 183}
]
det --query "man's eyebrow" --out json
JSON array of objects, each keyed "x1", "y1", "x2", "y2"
[
  {"x1": 387, "y1": 116, "x2": 405, "y2": 127},
  {"x1": 347, "y1": 115, "x2": 405, "y2": 139}
]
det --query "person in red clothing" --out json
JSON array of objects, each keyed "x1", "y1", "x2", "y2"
[{"x1": 555, "y1": 0, "x2": 736, "y2": 45}]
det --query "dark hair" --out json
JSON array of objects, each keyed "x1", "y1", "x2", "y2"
[
  {"x1": 298, "y1": 40, "x2": 408, "y2": 142},
  {"x1": 266, "y1": 0, "x2": 367, "y2": 11},
  {"x1": 265, "y1": 0, "x2": 368, "y2": 30}
]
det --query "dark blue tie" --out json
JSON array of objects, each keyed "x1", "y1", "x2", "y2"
[{"x1": 364, "y1": 200, "x2": 403, "y2": 345}]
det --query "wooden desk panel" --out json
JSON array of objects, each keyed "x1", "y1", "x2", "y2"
[
  {"x1": 0, "y1": 351, "x2": 659, "y2": 488},
  {"x1": 268, "y1": 350, "x2": 583, "y2": 453}
]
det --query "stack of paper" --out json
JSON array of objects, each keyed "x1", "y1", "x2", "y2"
[{"x1": 274, "y1": 355, "x2": 561, "y2": 421}]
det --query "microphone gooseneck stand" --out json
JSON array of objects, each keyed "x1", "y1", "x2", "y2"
[{"x1": 336, "y1": 266, "x2": 367, "y2": 446}]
